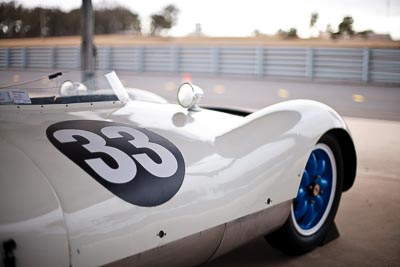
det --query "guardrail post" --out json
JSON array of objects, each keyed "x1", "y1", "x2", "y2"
[
  {"x1": 104, "y1": 47, "x2": 112, "y2": 70},
  {"x1": 256, "y1": 47, "x2": 264, "y2": 77},
  {"x1": 136, "y1": 47, "x2": 144, "y2": 72},
  {"x1": 22, "y1": 47, "x2": 27, "y2": 69},
  {"x1": 212, "y1": 47, "x2": 220, "y2": 74},
  {"x1": 362, "y1": 48, "x2": 370, "y2": 83},
  {"x1": 4, "y1": 48, "x2": 10, "y2": 68},
  {"x1": 171, "y1": 46, "x2": 180, "y2": 73},
  {"x1": 264, "y1": 48, "x2": 268, "y2": 76},
  {"x1": 306, "y1": 48, "x2": 314, "y2": 79},
  {"x1": 76, "y1": 47, "x2": 81, "y2": 70},
  {"x1": 51, "y1": 47, "x2": 56, "y2": 68}
]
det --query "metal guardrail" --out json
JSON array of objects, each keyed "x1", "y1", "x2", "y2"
[{"x1": 0, "y1": 46, "x2": 399, "y2": 84}]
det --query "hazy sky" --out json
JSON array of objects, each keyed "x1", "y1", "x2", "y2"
[{"x1": 4, "y1": 0, "x2": 400, "y2": 39}]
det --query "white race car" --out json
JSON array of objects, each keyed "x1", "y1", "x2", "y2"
[{"x1": 0, "y1": 71, "x2": 357, "y2": 267}]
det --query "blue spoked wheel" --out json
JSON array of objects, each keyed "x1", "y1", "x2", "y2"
[
  {"x1": 266, "y1": 133, "x2": 343, "y2": 255},
  {"x1": 291, "y1": 143, "x2": 336, "y2": 236}
]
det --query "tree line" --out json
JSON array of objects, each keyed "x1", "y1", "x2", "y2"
[
  {"x1": 0, "y1": 1, "x2": 179, "y2": 39},
  {"x1": 1, "y1": 1, "x2": 374, "y2": 40},
  {"x1": 275, "y1": 13, "x2": 373, "y2": 39}
]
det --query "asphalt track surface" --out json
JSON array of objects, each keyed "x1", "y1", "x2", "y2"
[
  {"x1": 115, "y1": 72, "x2": 400, "y2": 122},
  {"x1": 1, "y1": 70, "x2": 399, "y2": 266},
  {"x1": 0, "y1": 70, "x2": 399, "y2": 121}
]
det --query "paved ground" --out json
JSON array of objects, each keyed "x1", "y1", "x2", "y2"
[
  {"x1": 0, "y1": 70, "x2": 399, "y2": 121},
  {"x1": 1, "y1": 70, "x2": 399, "y2": 266},
  {"x1": 116, "y1": 72, "x2": 400, "y2": 121}
]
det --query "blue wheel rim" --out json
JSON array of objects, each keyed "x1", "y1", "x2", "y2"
[{"x1": 292, "y1": 145, "x2": 335, "y2": 235}]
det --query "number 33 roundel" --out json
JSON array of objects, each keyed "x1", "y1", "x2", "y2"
[{"x1": 47, "y1": 120, "x2": 185, "y2": 207}]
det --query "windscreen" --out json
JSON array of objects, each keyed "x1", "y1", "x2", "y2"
[{"x1": 0, "y1": 70, "x2": 128, "y2": 105}]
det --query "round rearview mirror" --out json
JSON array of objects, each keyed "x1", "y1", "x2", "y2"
[
  {"x1": 177, "y1": 83, "x2": 194, "y2": 108},
  {"x1": 177, "y1": 83, "x2": 204, "y2": 111}
]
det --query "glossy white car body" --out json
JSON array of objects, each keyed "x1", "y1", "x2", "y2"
[{"x1": 0, "y1": 88, "x2": 356, "y2": 267}]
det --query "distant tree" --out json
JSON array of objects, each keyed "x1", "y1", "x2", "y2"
[
  {"x1": 0, "y1": 2, "x2": 80, "y2": 38},
  {"x1": 277, "y1": 29, "x2": 285, "y2": 37},
  {"x1": 25, "y1": 7, "x2": 80, "y2": 37},
  {"x1": 95, "y1": 7, "x2": 141, "y2": 35},
  {"x1": 64, "y1": 9, "x2": 81, "y2": 35},
  {"x1": 150, "y1": 4, "x2": 179, "y2": 36},
  {"x1": 277, "y1": 28, "x2": 298, "y2": 39},
  {"x1": 309, "y1": 12, "x2": 319, "y2": 37},
  {"x1": 310, "y1": 12, "x2": 318, "y2": 28},
  {"x1": 0, "y1": 1, "x2": 26, "y2": 38},
  {"x1": 0, "y1": 2, "x2": 141, "y2": 38},
  {"x1": 325, "y1": 24, "x2": 339, "y2": 39},
  {"x1": 338, "y1": 16, "x2": 354, "y2": 36},
  {"x1": 46, "y1": 9, "x2": 63, "y2": 36},
  {"x1": 287, "y1": 28, "x2": 298, "y2": 38},
  {"x1": 358, "y1": 29, "x2": 374, "y2": 39}
]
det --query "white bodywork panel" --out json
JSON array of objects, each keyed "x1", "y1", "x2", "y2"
[{"x1": 0, "y1": 99, "x2": 350, "y2": 266}]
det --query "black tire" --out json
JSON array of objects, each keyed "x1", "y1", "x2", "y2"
[{"x1": 265, "y1": 133, "x2": 344, "y2": 255}]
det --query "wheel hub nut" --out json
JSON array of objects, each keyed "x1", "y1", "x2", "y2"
[{"x1": 313, "y1": 184, "x2": 320, "y2": 197}]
